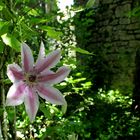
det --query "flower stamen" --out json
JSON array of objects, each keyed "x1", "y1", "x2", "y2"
[{"x1": 28, "y1": 75, "x2": 36, "y2": 82}]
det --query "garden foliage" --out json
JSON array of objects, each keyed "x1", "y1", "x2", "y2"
[{"x1": 0, "y1": 0, "x2": 139, "y2": 140}]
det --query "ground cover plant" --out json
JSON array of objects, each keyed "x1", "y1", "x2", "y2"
[{"x1": 0, "y1": 0, "x2": 140, "y2": 140}]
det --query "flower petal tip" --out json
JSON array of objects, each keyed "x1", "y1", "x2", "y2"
[
  {"x1": 28, "y1": 116, "x2": 36, "y2": 122},
  {"x1": 21, "y1": 42, "x2": 34, "y2": 72},
  {"x1": 62, "y1": 101, "x2": 67, "y2": 114},
  {"x1": 5, "y1": 99, "x2": 10, "y2": 106}
]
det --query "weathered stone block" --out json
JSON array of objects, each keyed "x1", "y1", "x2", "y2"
[
  {"x1": 113, "y1": 41, "x2": 129, "y2": 47},
  {"x1": 105, "y1": 38, "x2": 112, "y2": 42},
  {"x1": 94, "y1": 0, "x2": 100, "y2": 6},
  {"x1": 106, "y1": 26, "x2": 112, "y2": 32},
  {"x1": 113, "y1": 25, "x2": 126, "y2": 31},
  {"x1": 102, "y1": 10, "x2": 113, "y2": 19},
  {"x1": 129, "y1": 40, "x2": 140, "y2": 48},
  {"x1": 112, "y1": 34, "x2": 119, "y2": 41},
  {"x1": 118, "y1": 31, "x2": 135, "y2": 40},
  {"x1": 111, "y1": 41, "x2": 129, "y2": 52},
  {"x1": 135, "y1": 34, "x2": 140, "y2": 39},
  {"x1": 109, "y1": 4, "x2": 117, "y2": 9},
  {"x1": 112, "y1": 30, "x2": 135, "y2": 40},
  {"x1": 119, "y1": 18, "x2": 131, "y2": 24},
  {"x1": 131, "y1": 17, "x2": 140, "y2": 23},
  {"x1": 110, "y1": 19, "x2": 119, "y2": 25},
  {"x1": 113, "y1": 0, "x2": 122, "y2": 3},
  {"x1": 134, "y1": 30, "x2": 140, "y2": 34},
  {"x1": 122, "y1": 0, "x2": 132, "y2": 5},
  {"x1": 102, "y1": 20, "x2": 109, "y2": 26},
  {"x1": 121, "y1": 34, "x2": 135, "y2": 40},
  {"x1": 127, "y1": 30, "x2": 134, "y2": 34},
  {"x1": 126, "y1": 23, "x2": 140, "y2": 30},
  {"x1": 102, "y1": 0, "x2": 113, "y2": 4},
  {"x1": 115, "y1": 4, "x2": 131, "y2": 17}
]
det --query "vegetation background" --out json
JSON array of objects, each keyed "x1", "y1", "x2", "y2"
[{"x1": 0, "y1": 0, "x2": 140, "y2": 139}]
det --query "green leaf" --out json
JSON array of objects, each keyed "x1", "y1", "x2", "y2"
[
  {"x1": 68, "y1": 133, "x2": 78, "y2": 140},
  {"x1": 86, "y1": 0, "x2": 95, "y2": 8},
  {"x1": 7, "y1": 107, "x2": 15, "y2": 122},
  {"x1": 127, "y1": 7, "x2": 140, "y2": 17},
  {"x1": 4, "y1": 79, "x2": 11, "y2": 84},
  {"x1": 0, "y1": 21, "x2": 10, "y2": 36},
  {"x1": 40, "y1": 26, "x2": 63, "y2": 40},
  {"x1": 70, "y1": 46, "x2": 94, "y2": 55},
  {"x1": 2, "y1": 7, "x2": 15, "y2": 20},
  {"x1": 0, "y1": 40, "x2": 4, "y2": 53},
  {"x1": 40, "y1": 103, "x2": 52, "y2": 119},
  {"x1": 1, "y1": 33, "x2": 21, "y2": 52},
  {"x1": 0, "y1": 108, "x2": 3, "y2": 116},
  {"x1": 30, "y1": 18, "x2": 48, "y2": 24},
  {"x1": 28, "y1": 9, "x2": 39, "y2": 16},
  {"x1": 20, "y1": 22, "x2": 37, "y2": 39},
  {"x1": 62, "y1": 102, "x2": 67, "y2": 114},
  {"x1": 0, "y1": 1, "x2": 4, "y2": 11}
]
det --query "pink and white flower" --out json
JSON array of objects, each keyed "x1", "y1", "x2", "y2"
[{"x1": 6, "y1": 42, "x2": 70, "y2": 121}]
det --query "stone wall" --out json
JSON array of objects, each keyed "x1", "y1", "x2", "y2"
[{"x1": 75, "y1": 0, "x2": 140, "y2": 94}]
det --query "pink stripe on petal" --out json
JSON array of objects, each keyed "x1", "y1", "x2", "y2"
[
  {"x1": 21, "y1": 43, "x2": 34, "y2": 72},
  {"x1": 24, "y1": 86, "x2": 39, "y2": 122},
  {"x1": 6, "y1": 81, "x2": 26, "y2": 106},
  {"x1": 35, "y1": 50, "x2": 61, "y2": 73},
  {"x1": 38, "y1": 66, "x2": 70, "y2": 84},
  {"x1": 36, "y1": 84, "x2": 66, "y2": 105},
  {"x1": 35, "y1": 41, "x2": 45, "y2": 67},
  {"x1": 40, "y1": 70, "x2": 55, "y2": 76},
  {"x1": 7, "y1": 64, "x2": 23, "y2": 83}
]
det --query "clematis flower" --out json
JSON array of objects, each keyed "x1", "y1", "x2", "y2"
[{"x1": 6, "y1": 42, "x2": 70, "y2": 121}]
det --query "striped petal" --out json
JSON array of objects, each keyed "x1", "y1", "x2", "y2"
[
  {"x1": 38, "y1": 66, "x2": 70, "y2": 84},
  {"x1": 21, "y1": 43, "x2": 34, "y2": 72},
  {"x1": 35, "y1": 41, "x2": 45, "y2": 67},
  {"x1": 36, "y1": 84, "x2": 66, "y2": 105},
  {"x1": 6, "y1": 81, "x2": 26, "y2": 106},
  {"x1": 7, "y1": 64, "x2": 23, "y2": 83},
  {"x1": 35, "y1": 49, "x2": 61, "y2": 73},
  {"x1": 24, "y1": 86, "x2": 39, "y2": 122}
]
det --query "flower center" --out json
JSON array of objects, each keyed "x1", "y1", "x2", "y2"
[
  {"x1": 24, "y1": 73, "x2": 38, "y2": 86},
  {"x1": 28, "y1": 75, "x2": 36, "y2": 82}
]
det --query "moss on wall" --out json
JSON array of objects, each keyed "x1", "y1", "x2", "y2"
[{"x1": 75, "y1": 0, "x2": 140, "y2": 95}]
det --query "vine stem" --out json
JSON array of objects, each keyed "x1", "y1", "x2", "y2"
[
  {"x1": 1, "y1": 67, "x2": 8, "y2": 140},
  {"x1": 29, "y1": 123, "x2": 34, "y2": 140},
  {"x1": 13, "y1": 106, "x2": 17, "y2": 140},
  {"x1": 0, "y1": 122, "x2": 3, "y2": 139}
]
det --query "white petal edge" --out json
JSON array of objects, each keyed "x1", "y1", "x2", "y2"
[
  {"x1": 6, "y1": 81, "x2": 26, "y2": 106},
  {"x1": 24, "y1": 86, "x2": 39, "y2": 122},
  {"x1": 36, "y1": 84, "x2": 66, "y2": 105},
  {"x1": 35, "y1": 41, "x2": 45, "y2": 67},
  {"x1": 21, "y1": 43, "x2": 34, "y2": 72},
  {"x1": 38, "y1": 66, "x2": 70, "y2": 84},
  {"x1": 7, "y1": 63, "x2": 23, "y2": 83},
  {"x1": 35, "y1": 49, "x2": 61, "y2": 73}
]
